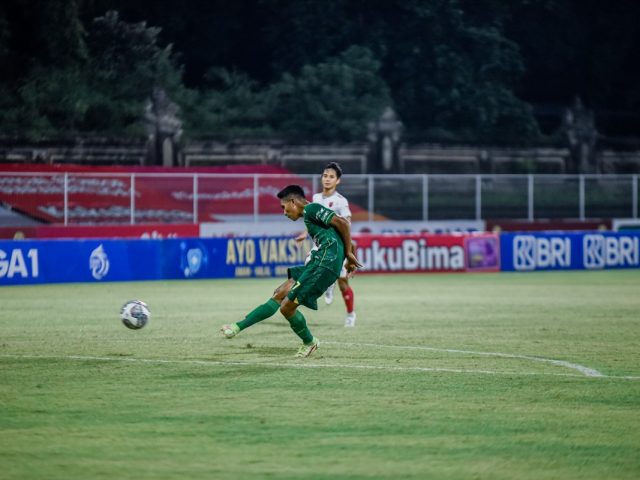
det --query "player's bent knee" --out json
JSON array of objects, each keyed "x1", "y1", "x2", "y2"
[
  {"x1": 273, "y1": 279, "x2": 294, "y2": 301},
  {"x1": 279, "y1": 299, "x2": 297, "y2": 318}
]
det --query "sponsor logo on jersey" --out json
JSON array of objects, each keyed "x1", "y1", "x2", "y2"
[{"x1": 316, "y1": 208, "x2": 332, "y2": 223}]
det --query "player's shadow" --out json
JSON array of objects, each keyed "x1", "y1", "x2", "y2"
[{"x1": 211, "y1": 344, "x2": 298, "y2": 358}]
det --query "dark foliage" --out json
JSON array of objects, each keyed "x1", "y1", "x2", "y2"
[{"x1": 0, "y1": 0, "x2": 638, "y2": 142}]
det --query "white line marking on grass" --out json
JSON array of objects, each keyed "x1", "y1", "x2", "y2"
[
  {"x1": 2, "y1": 354, "x2": 639, "y2": 380},
  {"x1": 323, "y1": 341, "x2": 605, "y2": 377}
]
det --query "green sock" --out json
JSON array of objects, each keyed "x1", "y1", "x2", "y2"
[
  {"x1": 237, "y1": 298, "x2": 280, "y2": 331},
  {"x1": 286, "y1": 310, "x2": 314, "y2": 344}
]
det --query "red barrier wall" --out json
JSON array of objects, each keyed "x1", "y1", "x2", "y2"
[{"x1": 0, "y1": 224, "x2": 198, "y2": 239}]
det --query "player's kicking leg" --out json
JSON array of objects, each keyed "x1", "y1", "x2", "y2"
[
  {"x1": 221, "y1": 323, "x2": 240, "y2": 338},
  {"x1": 221, "y1": 278, "x2": 293, "y2": 338},
  {"x1": 280, "y1": 276, "x2": 320, "y2": 358},
  {"x1": 295, "y1": 337, "x2": 319, "y2": 357}
]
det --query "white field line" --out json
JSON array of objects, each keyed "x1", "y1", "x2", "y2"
[
  {"x1": 2, "y1": 353, "x2": 640, "y2": 380},
  {"x1": 324, "y1": 341, "x2": 605, "y2": 378}
]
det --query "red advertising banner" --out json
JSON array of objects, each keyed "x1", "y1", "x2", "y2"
[
  {"x1": 353, "y1": 233, "x2": 500, "y2": 273},
  {"x1": 0, "y1": 164, "x2": 299, "y2": 224},
  {"x1": 0, "y1": 223, "x2": 198, "y2": 239},
  {"x1": 0, "y1": 164, "x2": 369, "y2": 224}
]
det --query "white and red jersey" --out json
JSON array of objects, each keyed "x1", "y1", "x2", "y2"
[
  {"x1": 312, "y1": 191, "x2": 351, "y2": 221},
  {"x1": 304, "y1": 191, "x2": 352, "y2": 273}
]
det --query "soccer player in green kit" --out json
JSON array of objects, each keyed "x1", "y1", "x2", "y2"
[{"x1": 221, "y1": 184, "x2": 361, "y2": 357}]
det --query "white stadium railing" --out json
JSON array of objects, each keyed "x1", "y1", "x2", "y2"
[{"x1": 0, "y1": 172, "x2": 638, "y2": 224}]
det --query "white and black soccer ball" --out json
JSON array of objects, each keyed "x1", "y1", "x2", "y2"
[{"x1": 120, "y1": 300, "x2": 150, "y2": 330}]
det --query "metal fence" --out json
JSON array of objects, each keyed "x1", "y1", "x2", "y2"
[
  {"x1": 329, "y1": 174, "x2": 638, "y2": 222},
  {"x1": 340, "y1": 174, "x2": 639, "y2": 221},
  {"x1": 1, "y1": 172, "x2": 638, "y2": 224}
]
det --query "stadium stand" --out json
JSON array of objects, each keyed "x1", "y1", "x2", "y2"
[
  {"x1": 183, "y1": 141, "x2": 276, "y2": 166},
  {"x1": 398, "y1": 145, "x2": 480, "y2": 173},
  {"x1": 0, "y1": 147, "x2": 42, "y2": 163},
  {"x1": 398, "y1": 145, "x2": 567, "y2": 174},
  {"x1": 488, "y1": 147, "x2": 567, "y2": 173},
  {"x1": 599, "y1": 150, "x2": 640, "y2": 173},
  {"x1": 0, "y1": 139, "x2": 145, "y2": 165},
  {"x1": 47, "y1": 145, "x2": 145, "y2": 165},
  {"x1": 2, "y1": 138, "x2": 640, "y2": 175},
  {"x1": 278, "y1": 144, "x2": 368, "y2": 174}
]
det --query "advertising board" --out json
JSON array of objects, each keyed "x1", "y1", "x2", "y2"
[
  {"x1": 355, "y1": 233, "x2": 499, "y2": 273},
  {"x1": 0, "y1": 233, "x2": 501, "y2": 285},
  {"x1": 500, "y1": 232, "x2": 640, "y2": 271},
  {"x1": 0, "y1": 237, "x2": 314, "y2": 285}
]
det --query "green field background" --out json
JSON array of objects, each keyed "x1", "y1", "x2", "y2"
[{"x1": 1, "y1": 271, "x2": 639, "y2": 479}]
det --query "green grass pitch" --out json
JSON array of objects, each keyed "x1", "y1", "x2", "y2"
[{"x1": 1, "y1": 270, "x2": 639, "y2": 479}]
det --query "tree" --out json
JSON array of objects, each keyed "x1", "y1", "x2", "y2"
[
  {"x1": 185, "y1": 68, "x2": 272, "y2": 139},
  {"x1": 266, "y1": 46, "x2": 391, "y2": 141},
  {"x1": 256, "y1": 0, "x2": 539, "y2": 142},
  {"x1": 6, "y1": 0, "x2": 638, "y2": 143},
  {"x1": 40, "y1": 0, "x2": 88, "y2": 66},
  {"x1": 2, "y1": 9, "x2": 188, "y2": 138},
  {"x1": 461, "y1": 0, "x2": 640, "y2": 137},
  {"x1": 84, "y1": 10, "x2": 186, "y2": 134}
]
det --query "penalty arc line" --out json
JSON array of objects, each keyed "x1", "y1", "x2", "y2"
[
  {"x1": 2, "y1": 354, "x2": 639, "y2": 380},
  {"x1": 324, "y1": 341, "x2": 605, "y2": 377}
]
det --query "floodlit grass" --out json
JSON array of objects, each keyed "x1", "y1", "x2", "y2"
[{"x1": 1, "y1": 270, "x2": 640, "y2": 479}]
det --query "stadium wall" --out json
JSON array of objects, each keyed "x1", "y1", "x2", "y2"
[
  {"x1": 0, "y1": 233, "x2": 500, "y2": 285},
  {"x1": 2, "y1": 230, "x2": 639, "y2": 285}
]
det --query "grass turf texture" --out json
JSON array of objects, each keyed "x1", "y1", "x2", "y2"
[{"x1": 1, "y1": 270, "x2": 639, "y2": 479}]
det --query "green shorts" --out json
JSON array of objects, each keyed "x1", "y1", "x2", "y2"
[{"x1": 287, "y1": 262, "x2": 339, "y2": 310}]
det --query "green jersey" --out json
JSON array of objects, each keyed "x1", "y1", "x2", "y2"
[{"x1": 303, "y1": 202, "x2": 345, "y2": 274}]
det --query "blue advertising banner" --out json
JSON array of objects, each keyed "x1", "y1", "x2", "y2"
[
  {"x1": 0, "y1": 237, "x2": 314, "y2": 285},
  {"x1": 500, "y1": 231, "x2": 640, "y2": 272},
  {"x1": 4, "y1": 231, "x2": 636, "y2": 284}
]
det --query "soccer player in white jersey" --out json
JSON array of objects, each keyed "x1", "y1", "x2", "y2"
[{"x1": 296, "y1": 162, "x2": 357, "y2": 327}]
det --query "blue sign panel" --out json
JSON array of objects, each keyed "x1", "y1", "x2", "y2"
[
  {"x1": 0, "y1": 237, "x2": 314, "y2": 285},
  {"x1": 500, "y1": 232, "x2": 640, "y2": 272},
  {"x1": 5, "y1": 232, "x2": 637, "y2": 284}
]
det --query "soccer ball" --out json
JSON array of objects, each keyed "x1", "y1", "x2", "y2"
[{"x1": 120, "y1": 300, "x2": 150, "y2": 330}]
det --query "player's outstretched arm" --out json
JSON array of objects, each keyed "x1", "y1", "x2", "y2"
[{"x1": 329, "y1": 215, "x2": 362, "y2": 272}]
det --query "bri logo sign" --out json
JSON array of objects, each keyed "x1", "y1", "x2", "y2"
[
  {"x1": 583, "y1": 234, "x2": 640, "y2": 269},
  {"x1": 513, "y1": 235, "x2": 571, "y2": 271}
]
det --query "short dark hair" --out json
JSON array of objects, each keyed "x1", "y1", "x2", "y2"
[
  {"x1": 277, "y1": 184, "x2": 306, "y2": 200},
  {"x1": 324, "y1": 162, "x2": 343, "y2": 178}
]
